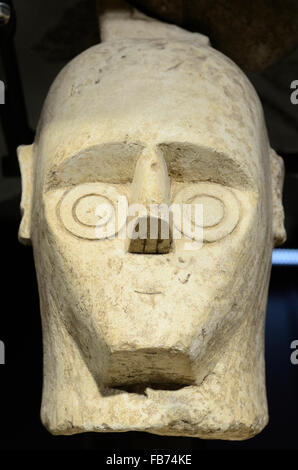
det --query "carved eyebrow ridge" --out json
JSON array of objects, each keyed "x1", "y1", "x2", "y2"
[
  {"x1": 45, "y1": 142, "x2": 144, "y2": 191},
  {"x1": 158, "y1": 142, "x2": 256, "y2": 190}
]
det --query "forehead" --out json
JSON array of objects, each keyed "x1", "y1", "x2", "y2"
[{"x1": 35, "y1": 39, "x2": 269, "y2": 188}]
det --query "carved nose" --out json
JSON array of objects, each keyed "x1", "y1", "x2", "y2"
[{"x1": 127, "y1": 148, "x2": 172, "y2": 254}]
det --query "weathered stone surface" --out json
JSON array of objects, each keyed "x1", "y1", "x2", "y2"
[
  {"x1": 18, "y1": 2, "x2": 286, "y2": 440},
  {"x1": 97, "y1": 0, "x2": 209, "y2": 45}
]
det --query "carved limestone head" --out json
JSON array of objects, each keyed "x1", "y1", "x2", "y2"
[{"x1": 18, "y1": 31, "x2": 285, "y2": 439}]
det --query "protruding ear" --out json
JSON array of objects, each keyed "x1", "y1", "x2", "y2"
[
  {"x1": 270, "y1": 148, "x2": 286, "y2": 247},
  {"x1": 17, "y1": 144, "x2": 34, "y2": 245}
]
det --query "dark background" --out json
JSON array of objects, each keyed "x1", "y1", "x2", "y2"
[{"x1": 0, "y1": 0, "x2": 297, "y2": 451}]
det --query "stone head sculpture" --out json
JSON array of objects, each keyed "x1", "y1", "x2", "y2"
[{"x1": 18, "y1": 4, "x2": 286, "y2": 439}]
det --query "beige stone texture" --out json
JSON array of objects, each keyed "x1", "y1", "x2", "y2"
[{"x1": 17, "y1": 1, "x2": 286, "y2": 440}]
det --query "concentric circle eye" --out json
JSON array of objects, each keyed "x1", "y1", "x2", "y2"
[
  {"x1": 73, "y1": 195, "x2": 113, "y2": 227},
  {"x1": 187, "y1": 194, "x2": 224, "y2": 228},
  {"x1": 173, "y1": 183, "x2": 240, "y2": 242},
  {"x1": 58, "y1": 183, "x2": 125, "y2": 239}
]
